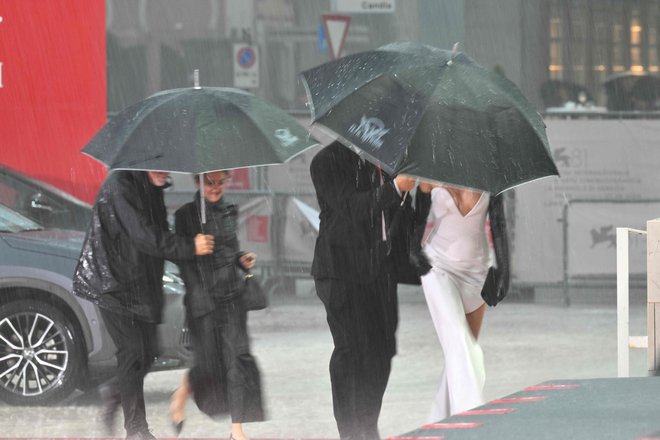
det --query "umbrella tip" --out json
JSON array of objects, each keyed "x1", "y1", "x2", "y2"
[
  {"x1": 448, "y1": 42, "x2": 460, "y2": 65},
  {"x1": 193, "y1": 69, "x2": 201, "y2": 89}
]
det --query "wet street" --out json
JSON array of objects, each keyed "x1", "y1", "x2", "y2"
[{"x1": 0, "y1": 284, "x2": 648, "y2": 439}]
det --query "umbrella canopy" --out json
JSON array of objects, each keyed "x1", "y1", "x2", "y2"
[
  {"x1": 603, "y1": 71, "x2": 660, "y2": 111},
  {"x1": 83, "y1": 87, "x2": 318, "y2": 173},
  {"x1": 300, "y1": 42, "x2": 559, "y2": 194}
]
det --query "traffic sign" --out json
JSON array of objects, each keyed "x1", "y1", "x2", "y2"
[
  {"x1": 322, "y1": 14, "x2": 350, "y2": 59},
  {"x1": 233, "y1": 44, "x2": 259, "y2": 89}
]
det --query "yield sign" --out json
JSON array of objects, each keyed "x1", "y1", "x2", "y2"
[{"x1": 322, "y1": 14, "x2": 351, "y2": 59}]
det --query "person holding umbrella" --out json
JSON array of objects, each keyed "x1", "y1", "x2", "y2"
[
  {"x1": 412, "y1": 181, "x2": 509, "y2": 422},
  {"x1": 76, "y1": 80, "x2": 317, "y2": 439},
  {"x1": 169, "y1": 170, "x2": 265, "y2": 440},
  {"x1": 73, "y1": 169, "x2": 215, "y2": 440},
  {"x1": 310, "y1": 140, "x2": 418, "y2": 440}
]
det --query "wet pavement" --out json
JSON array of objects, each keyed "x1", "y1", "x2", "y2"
[{"x1": 0, "y1": 283, "x2": 649, "y2": 439}]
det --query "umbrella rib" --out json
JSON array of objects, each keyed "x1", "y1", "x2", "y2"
[{"x1": 91, "y1": 89, "x2": 191, "y2": 168}]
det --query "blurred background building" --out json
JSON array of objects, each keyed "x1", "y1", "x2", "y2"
[
  {"x1": 102, "y1": 0, "x2": 660, "y2": 299},
  {"x1": 106, "y1": 0, "x2": 660, "y2": 115}
]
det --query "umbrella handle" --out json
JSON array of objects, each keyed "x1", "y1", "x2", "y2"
[{"x1": 199, "y1": 173, "x2": 206, "y2": 224}]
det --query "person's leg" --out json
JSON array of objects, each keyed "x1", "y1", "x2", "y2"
[
  {"x1": 169, "y1": 372, "x2": 190, "y2": 430},
  {"x1": 98, "y1": 376, "x2": 121, "y2": 434},
  {"x1": 222, "y1": 299, "x2": 264, "y2": 438},
  {"x1": 421, "y1": 270, "x2": 484, "y2": 420},
  {"x1": 186, "y1": 310, "x2": 229, "y2": 418},
  {"x1": 315, "y1": 278, "x2": 359, "y2": 440},
  {"x1": 353, "y1": 274, "x2": 397, "y2": 440},
  {"x1": 466, "y1": 304, "x2": 486, "y2": 339},
  {"x1": 100, "y1": 309, "x2": 158, "y2": 436},
  {"x1": 429, "y1": 369, "x2": 450, "y2": 423}
]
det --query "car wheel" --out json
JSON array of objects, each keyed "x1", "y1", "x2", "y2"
[{"x1": 0, "y1": 299, "x2": 84, "y2": 405}]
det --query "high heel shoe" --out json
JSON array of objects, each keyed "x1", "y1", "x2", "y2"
[{"x1": 172, "y1": 420, "x2": 184, "y2": 436}]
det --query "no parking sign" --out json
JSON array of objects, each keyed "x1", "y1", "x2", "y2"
[{"x1": 233, "y1": 44, "x2": 259, "y2": 89}]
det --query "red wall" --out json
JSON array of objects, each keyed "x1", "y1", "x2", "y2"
[{"x1": 0, "y1": 0, "x2": 107, "y2": 204}]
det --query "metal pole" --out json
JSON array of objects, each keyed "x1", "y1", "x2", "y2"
[
  {"x1": 646, "y1": 219, "x2": 660, "y2": 374},
  {"x1": 616, "y1": 227, "x2": 630, "y2": 377},
  {"x1": 562, "y1": 202, "x2": 571, "y2": 306}
]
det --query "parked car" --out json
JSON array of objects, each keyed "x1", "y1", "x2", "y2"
[{"x1": 0, "y1": 168, "x2": 191, "y2": 406}]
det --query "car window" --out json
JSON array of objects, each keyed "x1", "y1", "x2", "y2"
[
  {"x1": 0, "y1": 180, "x2": 19, "y2": 209},
  {"x1": 0, "y1": 204, "x2": 43, "y2": 233},
  {"x1": 0, "y1": 169, "x2": 92, "y2": 231}
]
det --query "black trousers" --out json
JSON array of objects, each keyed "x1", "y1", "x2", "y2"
[
  {"x1": 315, "y1": 273, "x2": 398, "y2": 440},
  {"x1": 187, "y1": 298, "x2": 264, "y2": 423},
  {"x1": 99, "y1": 308, "x2": 158, "y2": 435}
]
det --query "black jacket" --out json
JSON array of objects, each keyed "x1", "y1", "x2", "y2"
[
  {"x1": 73, "y1": 171, "x2": 196, "y2": 322},
  {"x1": 310, "y1": 142, "x2": 410, "y2": 283},
  {"x1": 174, "y1": 195, "x2": 246, "y2": 319}
]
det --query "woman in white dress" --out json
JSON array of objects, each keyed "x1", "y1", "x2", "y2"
[{"x1": 413, "y1": 182, "x2": 509, "y2": 423}]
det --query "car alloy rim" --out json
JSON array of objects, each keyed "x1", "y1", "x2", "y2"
[{"x1": 0, "y1": 312, "x2": 70, "y2": 396}]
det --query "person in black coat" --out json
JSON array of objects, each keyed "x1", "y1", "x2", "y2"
[
  {"x1": 169, "y1": 170, "x2": 264, "y2": 440},
  {"x1": 73, "y1": 170, "x2": 214, "y2": 440},
  {"x1": 310, "y1": 141, "x2": 417, "y2": 440}
]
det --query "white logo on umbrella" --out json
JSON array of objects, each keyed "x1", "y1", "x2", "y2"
[
  {"x1": 274, "y1": 128, "x2": 299, "y2": 147},
  {"x1": 348, "y1": 115, "x2": 389, "y2": 148}
]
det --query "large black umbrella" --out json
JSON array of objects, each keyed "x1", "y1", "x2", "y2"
[
  {"x1": 300, "y1": 42, "x2": 559, "y2": 194},
  {"x1": 83, "y1": 85, "x2": 318, "y2": 221},
  {"x1": 83, "y1": 86, "x2": 318, "y2": 173}
]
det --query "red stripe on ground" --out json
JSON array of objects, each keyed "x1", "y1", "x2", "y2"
[
  {"x1": 490, "y1": 396, "x2": 547, "y2": 403},
  {"x1": 421, "y1": 422, "x2": 482, "y2": 429},
  {"x1": 389, "y1": 437, "x2": 444, "y2": 440},
  {"x1": 524, "y1": 384, "x2": 579, "y2": 390},
  {"x1": 457, "y1": 408, "x2": 515, "y2": 415}
]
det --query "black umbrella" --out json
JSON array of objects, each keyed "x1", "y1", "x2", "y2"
[
  {"x1": 603, "y1": 71, "x2": 660, "y2": 111},
  {"x1": 83, "y1": 85, "x2": 318, "y2": 221},
  {"x1": 300, "y1": 42, "x2": 559, "y2": 194},
  {"x1": 84, "y1": 87, "x2": 317, "y2": 173}
]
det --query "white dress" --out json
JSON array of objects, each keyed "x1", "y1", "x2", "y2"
[{"x1": 420, "y1": 187, "x2": 490, "y2": 422}]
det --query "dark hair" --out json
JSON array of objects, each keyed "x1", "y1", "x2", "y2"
[{"x1": 192, "y1": 170, "x2": 232, "y2": 181}]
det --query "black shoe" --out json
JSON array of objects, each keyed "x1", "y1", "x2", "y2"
[
  {"x1": 98, "y1": 381, "x2": 120, "y2": 435},
  {"x1": 126, "y1": 429, "x2": 158, "y2": 440},
  {"x1": 172, "y1": 420, "x2": 183, "y2": 437}
]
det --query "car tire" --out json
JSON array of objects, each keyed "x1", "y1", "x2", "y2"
[{"x1": 0, "y1": 299, "x2": 85, "y2": 405}]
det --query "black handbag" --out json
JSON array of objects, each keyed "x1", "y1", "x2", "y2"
[{"x1": 241, "y1": 272, "x2": 268, "y2": 311}]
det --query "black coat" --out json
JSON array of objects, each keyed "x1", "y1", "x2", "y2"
[
  {"x1": 480, "y1": 193, "x2": 510, "y2": 306},
  {"x1": 73, "y1": 171, "x2": 196, "y2": 322},
  {"x1": 310, "y1": 142, "x2": 410, "y2": 283},
  {"x1": 174, "y1": 195, "x2": 246, "y2": 319}
]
